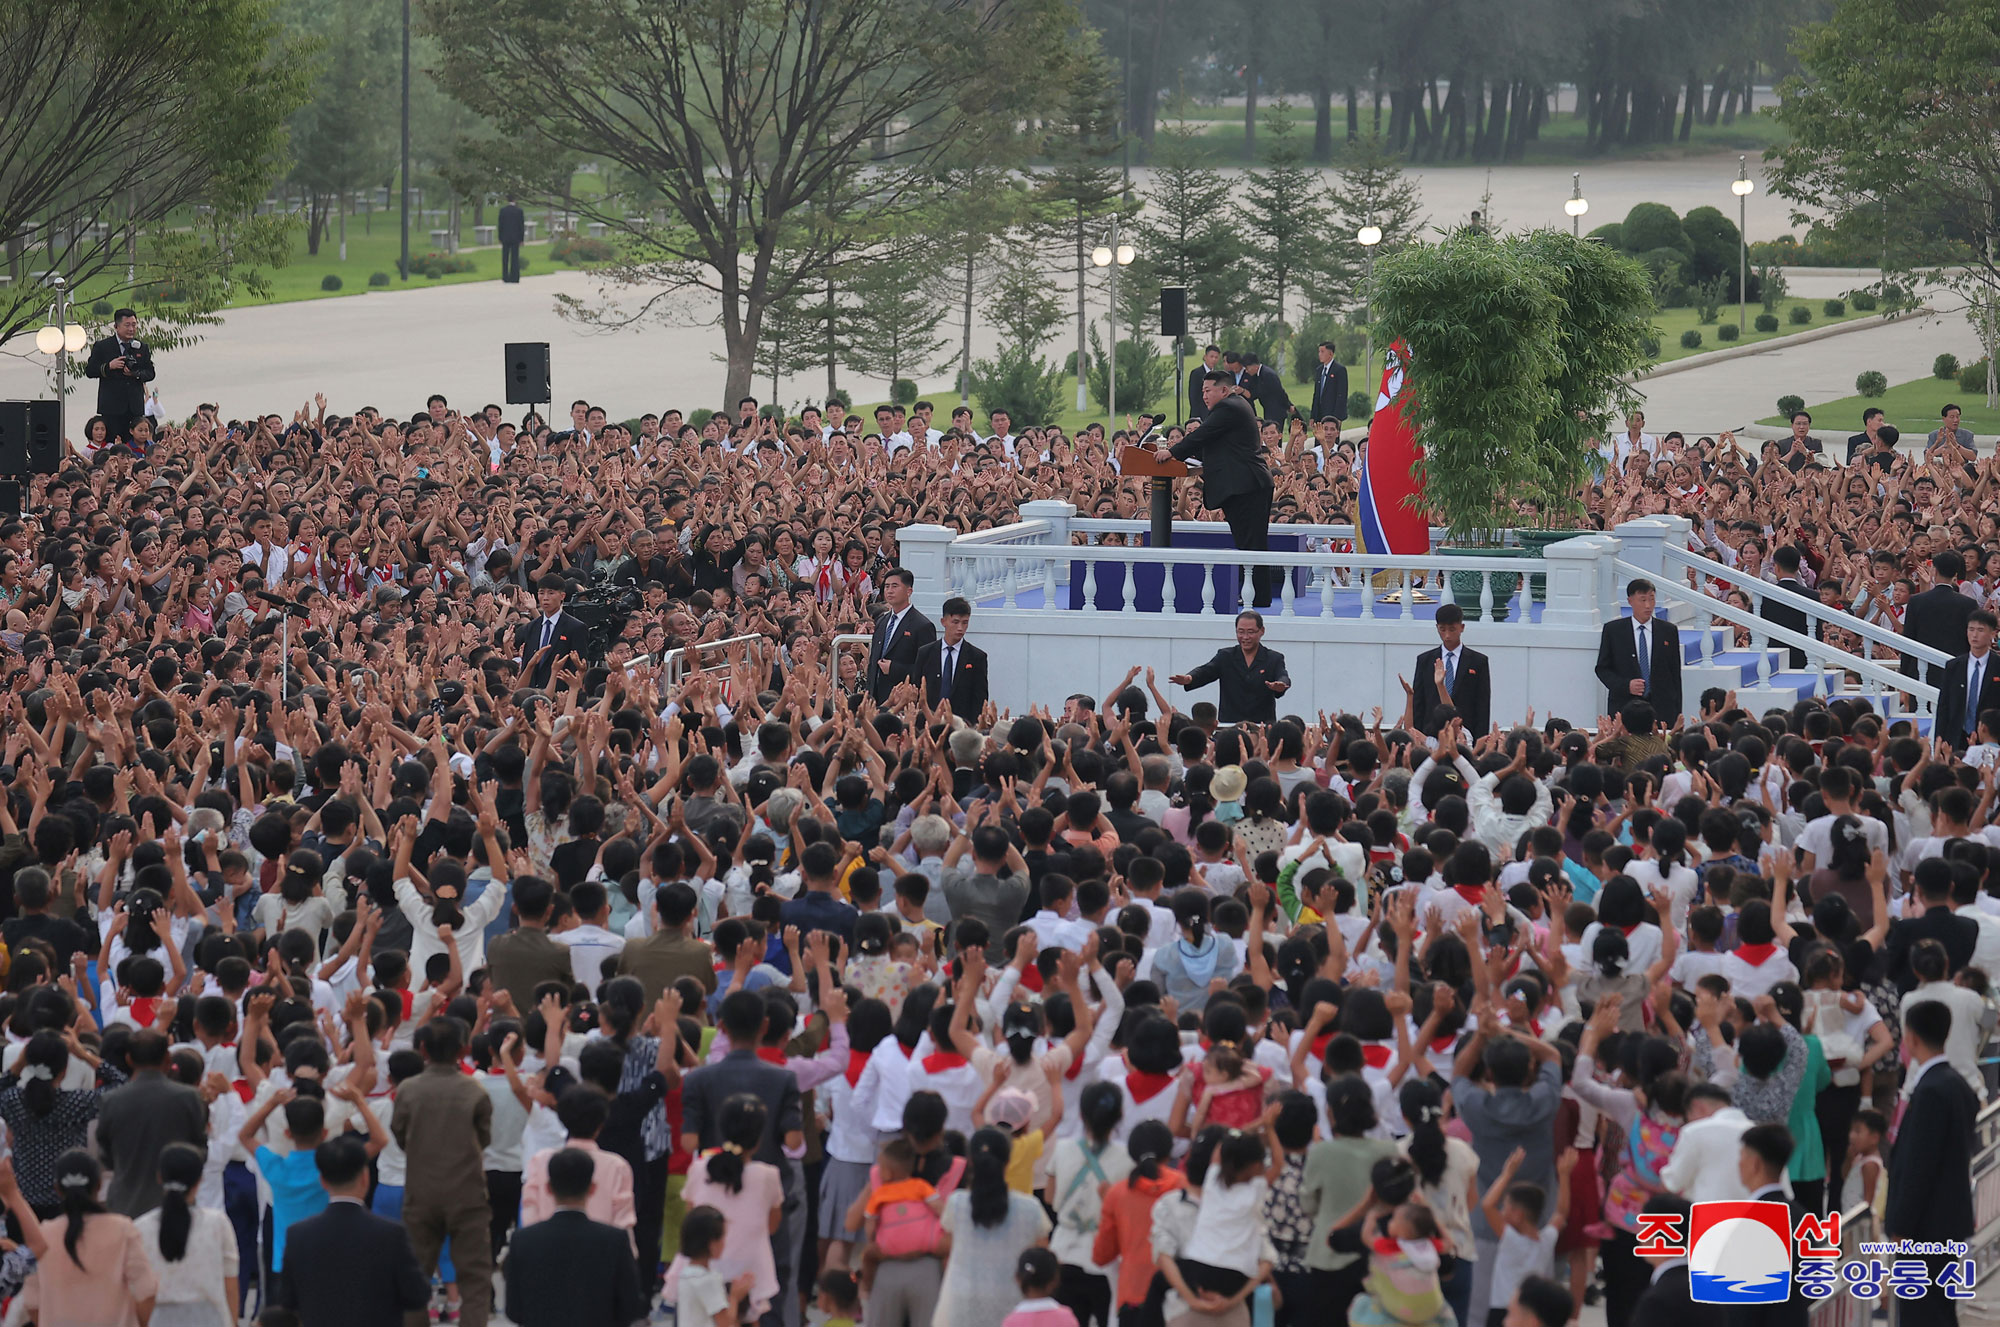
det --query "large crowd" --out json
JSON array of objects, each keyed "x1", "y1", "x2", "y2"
[{"x1": 0, "y1": 363, "x2": 1990, "y2": 1327}]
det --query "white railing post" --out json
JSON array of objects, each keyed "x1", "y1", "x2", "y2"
[
  {"x1": 1613, "y1": 516, "x2": 1694, "y2": 625},
  {"x1": 1020, "y1": 500, "x2": 1075, "y2": 596},
  {"x1": 897, "y1": 524, "x2": 956, "y2": 619},
  {"x1": 1541, "y1": 535, "x2": 1608, "y2": 630}
]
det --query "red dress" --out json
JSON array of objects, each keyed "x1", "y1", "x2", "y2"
[{"x1": 1553, "y1": 1093, "x2": 1602, "y2": 1253}]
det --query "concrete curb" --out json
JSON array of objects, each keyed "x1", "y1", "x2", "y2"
[{"x1": 1637, "y1": 312, "x2": 1900, "y2": 381}]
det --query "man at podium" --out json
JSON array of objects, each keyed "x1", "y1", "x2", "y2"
[{"x1": 1158, "y1": 370, "x2": 1275, "y2": 606}]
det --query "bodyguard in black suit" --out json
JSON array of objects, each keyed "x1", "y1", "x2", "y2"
[
  {"x1": 276, "y1": 1136, "x2": 430, "y2": 1327},
  {"x1": 82, "y1": 308, "x2": 154, "y2": 443},
  {"x1": 1902, "y1": 551, "x2": 1975, "y2": 685},
  {"x1": 1933, "y1": 611, "x2": 2000, "y2": 749},
  {"x1": 1170, "y1": 372, "x2": 1278, "y2": 607},
  {"x1": 1411, "y1": 603, "x2": 1490, "y2": 737},
  {"x1": 867, "y1": 567, "x2": 935, "y2": 704},
  {"x1": 1594, "y1": 577, "x2": 1683, "y2": 724},
  {"x1": 1882, "y1": 861, "x2": 1981, "y2": 992},
  {"x1": 1187, "y1": 345, "x2": 1221, "y2": 422},
  {"x1": 517, "y1": 575, "x2": 590, "y2": 688},
  {"x1": 1759, "y1": 546, "x2": 1813, "y2": 669},
  {"x1": 1309, "y1": 342, "x2": 1349, "y2": 423},
  {"x1": 916, "y1": 595, "x2": 988, "y2": 718},
  {"x1": 1170, "y1": 609, "x2": 1291, "y2": 724},
  {"x1": 1238, "y1": 354, "x2": 1294, "y2": 423},
  {"x1": 505, "y1": 1150, "x2": 647, "y2": 1327},
  {"x1": 1630, "y1": 1193, "x2": 1694, "y2": 1327},
  {"x1": 1726, "y1": 1127, "x2": 1810, "y2": 1327},
  {"x1": 1885, "y1": 1000, "x2": 1980, "y2": 1327},
  {"x1": 497, "y1": 197, "x2": 526, "y2": 283}
]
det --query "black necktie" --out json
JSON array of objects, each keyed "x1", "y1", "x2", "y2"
[
  {"x1": 942, "y1": 645, "x2": 955, "y2": 698},
  {"x1": 541, "y1": 617, "x2": 555, "y2": 652}
]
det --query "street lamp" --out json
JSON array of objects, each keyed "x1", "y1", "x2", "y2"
[
  {"x1": 34, "y1": 276, "x2": 87, "y2": 462},
  {"x1": 1358, "y1": 224, "x2": 1382, "y2": 389},
  {"x1": 1092, "y1": 218, "x2": 1136, "y2": 423},
  {"x1": 1565, "y1": 173, "x2": 1589, "y2": 237},
  {"x1": 1731, "y1": 155, "x2": 1755, "y2": 336}
]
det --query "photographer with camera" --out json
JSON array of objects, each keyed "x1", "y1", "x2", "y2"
[{"x1": 84, "y1": 308, "x2": 155, "y2": 448}]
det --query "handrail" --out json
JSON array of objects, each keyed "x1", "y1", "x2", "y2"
[
  {"x1": 1660, "y1": 544, "x2": 1950, "y2": 669},
  {"x1": 953, "y1": 543, "x2": 1543, "y2": 571},
  {"x1": 660, "y1": 634, "x2": 772, "y2": 688},
  {"x1": 950, "y1": 519, "x2": 1051, "y2": 545},
  {"x1": 1617, "y1": 559, "x2": 1937, "y2": 711},
  {"x1": 1068, "y1": 516, "x2": 1454, "y2": 544}
]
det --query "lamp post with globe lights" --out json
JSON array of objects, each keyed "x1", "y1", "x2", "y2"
[
  {"x1": 1732, "y1": 156, "x2": 1755, "y2": 335},
  {"x1": 34, "y1": 276, "x2": 88, "y2": 461},
  {"x1": 1565, "y1": 173, "x2": 1589, "y2": 237},
  {"x1": 1358, "y1": 224, "x2": 1382, "y2": 388},
  {"x1": 1092, "y1": 217, "x2": 1136, "y2": 422}
]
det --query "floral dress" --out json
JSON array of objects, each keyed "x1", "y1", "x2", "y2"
[{"x1": 844, "y1": 955, "x2": 915, "y2": 1019}]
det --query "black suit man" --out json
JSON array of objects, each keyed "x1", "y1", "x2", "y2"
[
  {"x1": 517, "y1": 574, "x2": 589, "y2": 688},
  {"x1": 1724, "y1": 1125, "x2": 1810, "y2": 1327},
  {"x1": 1629, "y1": 1193, "x2": 1694, "y2": 1327},
  {"x1": 1309, "y1": 341, "x2": 1349, "y2": 423},
  {"x1": 1238, "y1": 355, "x2": 1293, "y2": 423},
  {"x1": 82, "y1": 308, "x2": 154, "y2": 444},
  {"x1": 1902, "y1": 552, "x2": 1975, "y2": 686},
  {"x1": 1171, "y1": 609, "x2": 1291, "y2": 724},
  {"x1": 1171, "y1": 371, "x2": 1277, "y2": 606},
  {"x1": 505, "y1": 1150, "x2": 647, "y2": 1327},
  {"x1": 497, "y1": 197, "x2": 526, "y2": 283},
  {"x1": 1759, "y1": 546, "x2": 1813, "y2": 669},
  {"x1": 1595, "y1": 577, "x2": 1683, "y2": 724},
  {"x1": 1187, "y1": 345, "x2": 1221, "y2": 422},
  {"x1": 1935, "y1": 609, "x2": 2000, "y2": 750},
  {"x1": 1411, "y1": 602, "x2": 1490, "y2": 737},
  {"x1": 277, "y1": 1136, "x2": 430, "y2": 1327},
  {"x1": 1886, "y1": 1000, "x2": 1981, "y2": 1327},
  {"x1": 866, "y1": 567, "x2": 936, "y2": 704},
  {"x1": 916, "y1": 594, "x2": 989, "y2": 718}
]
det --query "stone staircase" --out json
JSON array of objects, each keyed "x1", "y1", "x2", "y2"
[{"x1": 1678, "y1": 628, "x2": 1932, "y2": 732}]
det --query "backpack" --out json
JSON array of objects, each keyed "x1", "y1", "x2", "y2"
[{"x1": 870, "y1": 1155, "x2": 965, "y2": 1259}]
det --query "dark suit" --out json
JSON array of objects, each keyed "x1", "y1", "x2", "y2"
[
  {"x1": 916, "y1": 637, "x2": 989, "y2": 718},
  {"x1": 681, "y1": 1048, "x2": 805, "y2": 1327},
  {"x1": 1187, "y1": 364, "x2": 1216, "y2": 421},
  {"x1": 1309, "y1": 357, "x2": 1349, "y2": 422},
  {"x1": 83, "y1": 333, "x2": 154, "y2": 442},
  {"x1": 1933, "y1": 649, "x2": 2000, "y2": 749},
  {"x1": 1629, "y1": 1262, "x2": 1694, "y2": 1327},
  {"x1": 1594, "y1": 614, "x2": 1683, "y2": 725},
  {"x1": 504, "y1": 1208, "x2": 646, "y2": 1327},
  {"x1": 1411, "y1": 645, "x2": 1491, "y2": 737},
  {"x1": 497, "y1": 203, "x2": 526, "y2": 283},
  {"x1": 278, "y1": 1199, "x2": 430, "y2": 1327},
  {"x1": 866, "y1": 605, "x2": 935, "y2": 704},
  {"x1": 1759, "y1": 576, "x2": 1813, "y2": 669},
  {"x1": 1241, "y1": 367, "x2": 1293, "y2": 422},
  {"x1": 1886, "y1": 1058, "x2": 1980, "y2": 1327},
  {"x1": 1182, "y1": 645, "x2": 1289, "y2": 725},
  {"x1": 1720, "y1": 1187, "x2": 1809, "y2": 1327},
  {"x1": 96, "y1": 1069, "x2": 208, "y2": 1215},
  {"x1": 1902, "y1": 585, "x2": 1975, "y2": 686},
  {"x1": 1170, "y1": 394, "x2": 1277, "y2": 605},
  {"x1": 518, "y1": 610, "x2": 590, "y2": 688},
  {"x1": 1881, "y1": 903, "x2": 1981, "y2": 993}
]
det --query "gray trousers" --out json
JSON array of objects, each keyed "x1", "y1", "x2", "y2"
[
  {"x1": 1468, "y1": 1236, "x2": 1499, "y2": 1322},
  {"x1": 762, "y1": 1158, "x2": 806, "y2": 1327},
  {"x1": 870, "y1": 1255, "x2": 943, "y2": 1327}
]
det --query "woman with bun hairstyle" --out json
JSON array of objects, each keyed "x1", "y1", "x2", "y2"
[
  {"x1": 1398, "y1": 1078, "x2": 1478, "y2": 1327},
  {"x1": 251, "y1": 849, "x2": 334, "y2": 945},
  {"x1": 1092, "y1": 1118, "x2": 1187, "y2": 1325},
  {"x1": 1149, "y1": 891, "x2": 1239, "y2": 1016}
]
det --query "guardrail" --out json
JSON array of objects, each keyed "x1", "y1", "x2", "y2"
[
  {"x1": 660, "y1": 634, "x2": 771, "y2": 689},
  {"x1": 1808, "y1": 1203, "x2": 1884, "y2": 1327}
]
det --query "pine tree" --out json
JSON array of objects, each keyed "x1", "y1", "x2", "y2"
[
  {"x1": 1033, "y1": 47, "x2": 1128, "y2": 406},
  {"x1": 846, "y1": 255, "x2": 949, "y2": 400},
  {"x1": 1326, "y1": 132, "x2": 1428, "y2": 315},
  {"x1": 1135, "y1": 98, "x2": 1254, "y2": 340},
  {"x1": 1237, "y1": 99, "x2": 1328, "y2": 327}
]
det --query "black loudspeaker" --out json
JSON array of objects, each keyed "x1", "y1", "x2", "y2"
[
  {"x1": 0, "y1": 402, "x2": 26, "y2": 475},
  {"x1": 504, "y1": 342, "x2": 550, "y2": 404},
  {"x1": 1160, "y1": 286, "x2": 1188, "y2": 337},
  {"x1": 0, "y1": 483, "x2": 20, "y2": 517},
  {"x1": 26, "y1": 401, "x2": 59, "y2": 474}
]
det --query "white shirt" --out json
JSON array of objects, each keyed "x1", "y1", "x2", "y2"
[
  {"x1": 1955, "y1": 903, "x2": 2000, "y2": 984},
  {"x1": 1025, "y1": 909, "x2": 1094, "y2": 953},
  {"x1": 241, "y1": 541, "x2": 288, "y2": 585},
  {"x1": 1796, "y1": 811, "x2": 1889, "y2": 866},
  {"x1": 1899, "y1": 982, "x2": 1991, "y2": 1101},
  {"x1": 556, "y1": 923, "x2": 628, "y2": 990},
  {"x1": 1660, "y1": 1106, "x2": 1755, "y2": 1202}
]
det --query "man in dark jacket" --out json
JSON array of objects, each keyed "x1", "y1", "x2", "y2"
[
  {"x1": 97, "y1": 1030, "x2": 208, "y2": 1215},
  {"x1": 1170, "y1": 372, "x2": 1276, "y2": 606},
  {"x1": 1902, "y1": 550, "x2": 1975, "y2": 686},
  {"x1": 277, "y1": 1136, "x2": 430, "y2": 1327},
  {"x1": 1309, "y1": 341, "x2": 1349, "y2": 423},
  {"x1": 83, "y1": 308, "x2": 154, "y2": 444},
  {"x1": 1759, "y1": 545, "x2": 1813, "y2": 669},
  {"x1": 1881, "y1": 859, "x2": 1980, "y2": 992},
  {"x1": 1170, "y1": 609, "x2": 1291, "y2": 724},
  {"x1": 1237, "y1": 353, "x2": 1294, "y2": 423},
  {"x1": 497, "y1": 197, "x2": 526, "y2": 282},
  {"x1": 504, "y1": 1149, "x2": 647, "y2": 1327},
  {"x1": 1187, "y1": 344, "x2": 1221, "y2": 422},
  {"x1": 1411, "y1": 603, "x2": 1491, "y2": 736},
  {"x1": 1886, "y1": 999, "x2": 1980, "y2": 1327}
]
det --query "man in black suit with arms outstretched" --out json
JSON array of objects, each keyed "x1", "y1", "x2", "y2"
[
  {"x1": 1885, "y1": 998, "x2": 1980, "y2": 1327},
  {"x1": 277, "y1": 1135, "x2": 429, "y2": 1327},
  {"x1": 83, "y1": 307, "x2": 153, "y2": 445},
  {"x1": 517, "y1": 574, "x2": 589, "y2": 689},
  {"x1": 1903, "y1": 550, "x2": 1975, "y2": 687},
  {"x1": 916, "y1": 595, "x2": 989, "y2": 719},
  {"x1": 867, "y1": 568, "x2": 935, "y2": 704},
  {"x1": 1933, "y1": 608, "x2": 2000, "y2": 752},
  {"x1": 1168, "y1": 370, "x2": 1277, "y2": 607},
  {"x1": 1170, "y1": 609, "x2": 1290, "y2": 724},
  {"x1": 1411, "y1": 602, "x2": 1490, "y2": 736},
  {"x1": 1595, "y1": 577, "x2": 1683, "y2": 725}
]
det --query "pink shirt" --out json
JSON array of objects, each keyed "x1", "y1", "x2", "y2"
[
  {"x1": 520, "y1": 1139, "x2": 636, "y2": 1244},
  {"x1": 1004, "y1": 1301, "x2": 1080, "y2": 1327}
]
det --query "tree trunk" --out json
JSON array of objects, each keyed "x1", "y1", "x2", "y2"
[
  {"x1": 1705, "y1": 69, "x2": 1728, "y2": 124},
  {"x1": 1472, "y1": 78, "x2": 1488, "y2": 154},
  {"x1": 1345, "y1": 85, "x2": 1358, "y2": 141},
  {"x1": 1527, "y1": 85, "x2": 1548, "y2": 141},
  {"x1": 1312, "y1": 79, "x2": 1334, "y2": 162},
  {"x1": 1441, "y1": 75, "x2": 1466, "y2": 159},
  {"x1": 305, "y1": 193, "x2": 325, "y2": 256},
  {"x1": 1387, "y1": 87, "x2": 1407, "y2": 150},
  {"x1": 827, "y1": 278, "x2": 839, "y2": 400},
  {"x1": 1584, "y1": 78, "x2": 1602, "y2": 147},
  {"x1": 338, "y1": 198, "x2": 347, "y2": 263},
  {"x1": 1481, "y1": 82, "x2": 1509, "y2": 161},
  {"x1": 1504, "y1": 81, "x2": 1530, "y2": 159},
  {"x1": 1243, "y1": 53, "x2": 1259, "y2": 158},
  {"x1": 959, "y1": 255, "x2": 973, "y2": 405},
  {"x1": 1721, "y1": 82, "x2": 1739, "y2": 124},
  {"x1": 1680, "y1": 71, "x2": 1699, "y2": 140},
  {"x1": 1074, "y1": 206, "x2": 1088, "y2": 409},
  {"x1": 1139, "y1": 0, "x2": 1168, "y2": 144},
  {"x1": 1408, "y1": 85, "x2": 1432, "y2": 158},
  {"x1": 1372, "y1": 65, "x2": 1384, "y2": 136}
]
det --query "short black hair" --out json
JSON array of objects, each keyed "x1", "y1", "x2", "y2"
[
  {"x1": 314, "y1": 1133, "x2": 371, "y2": 1186},
  {"x1": 942, "y1": 597, "x2": 971, "y2": 618},
  {"x1": 1435, "y1": 602, "x2": 1463, "y2": 627},
  {"x1": 1903, "y1": 998, "x2": 1952, "y2": 1052},
  {"x1": 1740, "y1": 1122, "x2": 1794, "y2": 1175},
  {"x1": 1626, "y1": 577, "x2": 1656, "y2": 598},
  {"x1": 113, "y1": 307, "x2": 137, "y2": 322},
  {"x1": 546, "y1": 1147, "x2": 596, "y2": 1201},
  {"x1": 1512, "y1": 1275, "x2": 1574, "y2": 1327}
]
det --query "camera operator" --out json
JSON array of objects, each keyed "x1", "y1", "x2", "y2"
[{"x1": 84, "y1": 308, "x2": 155, "y2": 447}]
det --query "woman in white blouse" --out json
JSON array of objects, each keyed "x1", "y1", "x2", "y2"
[{"x1": 134, "y1": 1144, "x2": 239, "y2": 1327}]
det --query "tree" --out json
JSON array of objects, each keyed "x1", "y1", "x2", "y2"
[
  {"x1": 1086, "y1": 323, "x2": 1174, "y2": 414},
  {"x1": 1772, "y1": 0, "x2": 2000, "y2": 404},
  {"x1": 846, "y1": 255, "x2": 950, "y2": 401},
  {"x1": 925, "y1": 167, "x2": 1031, "y2": 406},
  {"x1": 286, "y1": 0, "x2": 398, "y2": 258},
  {"x1": 1033, "y1": 50, "x2": 1130, "y2": 411},
  {"x1": 986, "y1": 251, "x2": 1066, "y2": 352},
  {"x1": 1320, "y1": 133, "x2": 1426, "y2": 317},
  {"x1": 1236, "y1": 99, "x2": 1328, "y2": 327},
  {"x1": 0, "y1": 0, "x2": 308, "y2": 350},
  {"x1": 425, "y1": 0, "x2": 1072, "y2": 404},
  {"x1": 1135, "y1": 98, "x2": 1256, "y2": 338}
]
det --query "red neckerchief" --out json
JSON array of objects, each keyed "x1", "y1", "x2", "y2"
[
  {"x1": 396, "y1": 989, "x2": 414, "y2": 1020},
  {"x1": 129, "y1": 997, "x2": 159, "y2": 1027},
  {"x1": 1619, "y1": 923, "x2": 1641, "y2": 937},
  {"x1": 1733, "y1": 941, "x2": 1779, "y2": 967},
  {"x1": 895, "y1": 1040, "x2": 916, "y2": 1058},
  {"x1": 1430, "y1": 1034, "x2": 1457, "y2": 1054},
  {"x1": 1018, "y1": 966, "x2": 1044, "y2": 994},
  {"x1": 1310, "y1": 1031, "x2": 1335, "y2": 1062},
  {"x1": 845, "y1": 1049, "x2": 870, "y2": 1088},
  {"x1": 1126, "y1": 1070, "x2": 1175, "y2": 1103},
  {"x1": 1360, "y1": 1042, "x2": 1394, "y2": 1070},
  {"x1": 757, "y1": 1047, "x2": 788, "y2": 1067},
  {"x1": 232, "y1": 1081, "x2": 255, "y2": 1102},
  {"x1": 1065, "y1": 1053, "x2": 1086, "y2": 1081},
  {"x1": 1451, "y1": 885, "x2": 1486, "y2": 906},
  {"x1": 814, "y1": 561, "x2": 834, "y2": 602},
  {"x1": 921, "y1": 1051, "x2": 968, "y2": 1074}
]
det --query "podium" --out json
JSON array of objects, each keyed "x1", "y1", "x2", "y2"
[{"x1": 1118, "y1": 444, "x2": 1189, "y2": 548}]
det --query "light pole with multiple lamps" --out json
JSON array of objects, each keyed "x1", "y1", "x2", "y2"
[
  {"x1": 1358, "y1": 224, "x2": 1382, "y2": 389},
  {"x1": 33, "y1": 277, "x2": 87, "y2": 458},
  {"x1": 1092, "y1": 218, "x2": 1135, "y2": 422},
  {"x1": 1565, "y1": 173, "x2": 1589, "y2": 237},
  {"x1": 1732, "y1": 156, "x2": 1755, "y2": 335}
]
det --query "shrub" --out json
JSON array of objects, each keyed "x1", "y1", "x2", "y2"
[
  {"x1": 409, "y1": 253, "x2": 475, "y2": 278},
  {"x1": 90, "y1": 300, "x2": 113, "y2": 316},
  {"x1": 1587, "y1": 222, "x2": 1624, "y2": 249},
  {"x1": 1960, "y1": 359, "x2": 1991, "y2": 393},
  {"x1": 1851, "y1": 290, "x2": 1878, "y2": 311},
  {"x1": 1640, "y1": 336, "x2": 1662, "y2": 359},
  {"x1": 1621, "y1": 203, "x2": 1689, "y2": 256},
  {"x1": 369, "y1": 271, "x2": 391, "y2": 287},
  {"x1": 1680, "y1": 206, "x2": 1743, "y2": 285},
  {"x1": 1823, "y1": 299, "x2": 1845, "y2": 317},
  {"x1": 1788, "y1": 304, "x2": 1812, "y2": 324},
  {"x1": 1679, "y1": 329, "x2": 1703, "y2": 350},
  {"x1": 320, "y1": 274, "x2": 343, "y2": 292},
  {"x1": 891, "y1": 378, "x2": 917, "y2": 405},
  {"x1": 551, "y1": 235, "x2": 615, "y2": 265},
  {"x1": 1637, "y1": 247, "x2": 1690, "y2": 306},
  {"x1": 1755, "y1": 313, "x2": 1780, "y2": 333},
  {"x1": 1776, "y1": 394, "x2": 1806, "y2": 419},
  {"x1": 1693, "y1": 276, "x2": 1727, "y2": 324},
  {"x1": 1855, "y1": 370, "x2": 1888, "y2": 398},
  {"x1": 1936, "y1": 354, "x2": 1961, "y2": 380},
  {"x1": 1718, "y1": 322, "x2": 1740, "y2": 341},
  {"x1": 1347, "y1": 390, "x2": 1371, "y2": 418}
]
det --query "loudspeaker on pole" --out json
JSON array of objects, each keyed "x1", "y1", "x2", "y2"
[
  {"x1": 504, "y1": 342, "x2": 551, "y2": 405},
  {"x1": 1159, "y1": 287, "x2": 1188, "y2": 338},
  {"x1": 0, "y1": 402, "x2": 27, "y2": 475},
  {"x1": 26, "y1": 401, "x2": 59, "y2": 474}
]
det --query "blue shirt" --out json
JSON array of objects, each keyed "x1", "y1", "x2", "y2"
[{"x1": 255, "y1": 1145, "x2": 329, "y2": 1270}]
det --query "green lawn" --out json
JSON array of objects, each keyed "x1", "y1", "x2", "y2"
[
  {"x1": 1759, "y1": 375, "x2": 2000, "y2": 435},
  {"x1": 1649, "y1": 296, "x2": 1872, "y2": 365},
  {"x1": 228, "y1": 223, "x2": 575, "y2": 307}
]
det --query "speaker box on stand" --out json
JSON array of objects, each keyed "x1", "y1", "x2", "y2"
[
  {"x1": 0, "y1": 402, "x2": 27, "y2": 475},
  {"x1": 26, "y1": 401, "x2": 59, "y2": 474},
  {"x1": 504, "y1": 342, "x2": 551, "y2": 406},
  {"x1": 1159, "y1": 287, "x2": 1188, "y2": 337}
]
